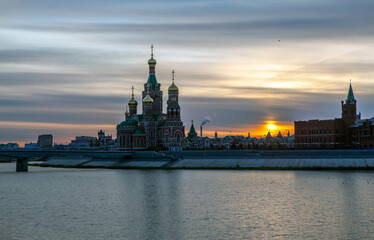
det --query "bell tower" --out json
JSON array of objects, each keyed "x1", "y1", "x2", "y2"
[
  {"x1": 163, "y1": 70, "x2": 185, "y2": 148},
  {"x1": 128, "y1": 86, "x2": 138, "y2": 116},
  {"x1": 167, "y1": 70, "x2": 181, "y2": 121},
  {"x1": 341, "y1": 82, "x2": 359, "y2": 147}
]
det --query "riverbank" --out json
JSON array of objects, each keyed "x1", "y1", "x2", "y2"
[{"x1": 29, "y1": 150, "x2": 374, "y2": 170}]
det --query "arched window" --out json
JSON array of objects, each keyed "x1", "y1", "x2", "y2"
[{"x1": 176, "y1": 132, "x2": 181, "y2": 142}]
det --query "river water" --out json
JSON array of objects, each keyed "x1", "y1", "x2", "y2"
[{"x1": 1, "y1": 163, "x2": 374, "y2": 239}]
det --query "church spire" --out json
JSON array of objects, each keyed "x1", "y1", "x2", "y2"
[
  {"x1": 147, "y1": 44, "x2": 158, "y2": 85},
  {"x1": 148, "y1": 45, "x2": 157, "y2": 67},
  {"x1": 189, "y1": 120, "x2": 197, "y2": 135},
  {"x1": 143, "y1": 45, "x2": 162, "y2": 115},
  {"x1": 346, "y1": 81, "x2": 355, "y2": 103},
  {"x1": 187, "y1": 120, "x2": 197, "y2": 139}
]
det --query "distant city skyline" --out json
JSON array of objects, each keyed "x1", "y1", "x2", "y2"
[{"x1": 1, "y1": 0, "x2": 374, "y2": 145}]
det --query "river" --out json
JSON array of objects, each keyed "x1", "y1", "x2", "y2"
[{"x1": 1, "y1": 163, "x2": 374, "y2": 239}]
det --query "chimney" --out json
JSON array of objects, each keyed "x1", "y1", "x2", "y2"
[{"x1": 200, "y1": 125, "x2": 202, "y2": 138}]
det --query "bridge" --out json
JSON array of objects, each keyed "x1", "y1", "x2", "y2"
[{"x1": 0, "y1": 150, "x2": 134, "y2": 172}]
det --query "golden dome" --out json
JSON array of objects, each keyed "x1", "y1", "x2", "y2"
[
  {"x1": 168, "y1": 82, "x2": 179, "y2": 93},
  {"x1": 128, "y1": 96, "x2": 138, "y2": 106},
  {"x1": 168, "y1": 70, "x2": 178, "y2": 93},
  {"x1": 143, "y1": 93, "x2": 153, "y2": 105},
  {"x1": 148, "y1": 57, "x2": 157, "y2": 65},
  {"x1": 148, "y1": 45, "x2": 157, "y2": 65},
  {"x1": 128, "y1": 86, "x2": 138, "y2": 106}
]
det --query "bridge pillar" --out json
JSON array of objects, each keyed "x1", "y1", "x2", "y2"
[{"x1": 16, "y1": 158, "x2": 28, "y2": 172}]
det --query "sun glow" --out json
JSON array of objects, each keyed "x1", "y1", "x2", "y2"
[{"x1": 267, "y1": 124, "x2": 277, "y2": 130}]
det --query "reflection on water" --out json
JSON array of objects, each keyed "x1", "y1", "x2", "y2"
[{"x1": 0, "y1": 163, "x2": 374, "y2": 239}]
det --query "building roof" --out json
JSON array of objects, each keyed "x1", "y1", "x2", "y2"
[{"x1": 350, "y1": 117, "x2": 374, "y2": 128}]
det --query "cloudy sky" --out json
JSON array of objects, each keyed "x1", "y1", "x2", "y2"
[{"x1": 1, "y1": 0, "x2": 374, "y2": 145}]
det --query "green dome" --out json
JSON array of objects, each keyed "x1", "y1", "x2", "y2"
[
  {"x1": 118, "y1": 120, "x2": 138, "y2": 127},
  {"x1": 133, "y1": 128, "x2": 145, "y2": 135},
  {"x1": 168, "y1": 82, "x2": 179, "y2": 93}
]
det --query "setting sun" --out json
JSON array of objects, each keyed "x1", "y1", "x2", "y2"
[{"x1": 267, "y1": 124, "x2": 277, "y2": 130}]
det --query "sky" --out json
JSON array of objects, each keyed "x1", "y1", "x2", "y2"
[{"x1": 1, "y1": 0, "x2": 374, "y2": 145}]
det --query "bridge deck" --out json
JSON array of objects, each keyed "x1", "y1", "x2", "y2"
[{"x1": 0, "y1": 150, "x2": 134, "y2": 159}]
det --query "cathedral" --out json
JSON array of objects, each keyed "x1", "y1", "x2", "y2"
[{"x1": 116, "y1": 46, "x2": 185, "y2": 151}]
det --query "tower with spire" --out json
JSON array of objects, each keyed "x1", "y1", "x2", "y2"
[
  {"x1": 159, "y1": 70, "x2": 185, "y2": 149},
  {"x1": 341, "y1": 82, "x2": 358, "y2": 126},
  {"x1": 142, "y1": 45, "x2": 163, "y2": 115},
  {"x1": 341, "y1": 81, "x2": 360, "y2": 146},
  {"x1": 167, "y1": 70, "x2": 181, "y2": 121}
]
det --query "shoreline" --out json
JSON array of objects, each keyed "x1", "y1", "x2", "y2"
[
  {"x1": 3, "y1": 149, "x2": 374, "y2": 171},
  {"x1": 28, "y1": 150, "x2": 374, "y2": 170},
  {"x1": 29, "y1": 162, "x2": 374, "y2": 171}
]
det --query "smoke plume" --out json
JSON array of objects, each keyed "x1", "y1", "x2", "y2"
[{"x1": 201, "y1": 115, "x2": 213, "y2": 126}]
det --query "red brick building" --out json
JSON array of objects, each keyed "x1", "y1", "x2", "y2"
[
  {"x1": 294, "y1": 119, "x2": 345, "y2": 149},
  {"x1": 294, "y1": 83, "x2": 373, "y2": 149},
  {"x1": 350, "y1": 118, "x2": 374, "y2": 149}
]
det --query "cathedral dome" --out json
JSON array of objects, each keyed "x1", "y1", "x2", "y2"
[
  {"x1": 148, "y1": 57, "x2": 157, "y2": 65},
  {"x1": 168, "y1": 82, "x2": 179, "y2": 93},
  {"x1": 168, "y1": 70, "x2": 178, "y2": 93},
  {"x1": 143, "y1": 93, "x2": 153, "y2": 105},
  {"x1": 128, "y1": 97, "x2": 138, "y2": 107},
  {"x1": 148, "y1": 45, "x2": 157, "y2": 65},
  {"x1": 118, "y1": 120, "x2": 138, "y2": 127},
  {"x1": 128, "y1": 86, "x2": 138, "y2": 107}
]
